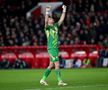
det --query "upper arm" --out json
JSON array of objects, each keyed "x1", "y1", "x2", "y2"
[
  {"x1": 58, "y1": 21, "x2": 62, "y2": 26},
  {"x1": 45, "y1": 14, "x2": 49, "y2": 27},
  {"x1": 58, "y1": 12, "x2": 66, "y2": 26},
  {"x1": 58, "y1": 19, "x2": 62, "y2": 26}
]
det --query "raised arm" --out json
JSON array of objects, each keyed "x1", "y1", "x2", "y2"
[
  {"x1": 58, "y1": 5, "x2": 67, "y2": 26},
  {"x1": 45, "y1": 6, "x2": 51, "y2": 27}
]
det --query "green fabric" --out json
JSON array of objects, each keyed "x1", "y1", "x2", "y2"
[
  {"x1": 83, "y1": 59, "x2": 90, "y2": 65},
  {"x1": 55, "y1": 69, "x2": 62, "y2": 81},
  {"x1": 44, "y1": 23, "x2": 59, "y2": 49},
  {"x1": 48, "y1": 48, "x2": 59, "y2": 62},
  {"x1": 42, "y1": 68, "x2": 51, "y2": 80}
]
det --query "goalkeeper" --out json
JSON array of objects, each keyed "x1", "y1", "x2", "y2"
[{"x1": 40, "y1": 5, "x2": 67, "y2": 86}]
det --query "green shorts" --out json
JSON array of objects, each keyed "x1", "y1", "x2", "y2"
[{"x1": 48, "y1": 48, "x2": 59, "y2": 62}]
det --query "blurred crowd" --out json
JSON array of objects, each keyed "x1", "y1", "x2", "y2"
[
  {"x1": 0, "y1": 0, "x2": 108, "y2": 46},
  {"x1": 59, "y1": 48, "x2": 108, "y2": 68},
  {"x1": 0, "y1": 58, "x2": 28, "y2": 69}
]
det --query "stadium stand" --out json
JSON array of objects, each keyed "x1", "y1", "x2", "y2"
[
  {"x1": 0, "y1": 0, "x2": 108, "y2": 46},
  {"x1": 0, "y1": 0, "x2": 108, "y2": 68}
]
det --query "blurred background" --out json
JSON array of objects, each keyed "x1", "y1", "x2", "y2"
[{"x1": 0, "y1": 0, "x2": 108, "y2": 69}]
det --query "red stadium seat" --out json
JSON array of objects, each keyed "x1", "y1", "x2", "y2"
[
  {"x1": 88, "y1": 51, "x2": 99, "y2": 66},
  {"x1": 71, "y1": 51, "x2": 87, "y2": 60},
  {"x1": 0, "y1": 45, "x2": 101, "y2": 68},
  {"x1": 18, "y1": 52, "x2": 34, "y2": 68},
  {"x1": 59, "y1": 51, "x2": 69, "y2": 59},
  {"x1": 1, "y1": 53, "x2": 17, "y2": 64},
  {"x1": 35, "y1": 52, "x2": 49, "y2": 68},
  {"x1": 0, "y1": 54, "x2": 2, "y2": 61},
  {"x1": 89, "y1": 51, "x2": 99, "y2": 58}
]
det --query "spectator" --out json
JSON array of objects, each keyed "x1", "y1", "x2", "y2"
[
  {"x1": 59, "y1": 55, "x2": 65, "y2": 68},
  {"x1": 72, "y1": 57, "x2": 82, "y2": 68},
  {"x1": 82, "y1": 56, "x2": 91, "y2": 68},
  {"x1": 0, "y1": 0, "x2": 107, "y2": 46},
  {"x1": 1, "y1": 58, "x2": 10, "y2": 69},
  {"x1": 97, "y1": 47, "x2": 108, "y2": 67},
  {"x1": 0, "y1": 60, "x2": 2, "y2": 69},
  {"x1": 13, "y1": 58, "x2": 28, "y2": 69}
]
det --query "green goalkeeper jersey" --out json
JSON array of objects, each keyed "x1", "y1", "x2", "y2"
[{"x1": 44, "y1": 23, "x2": 59, "y2": 49}]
